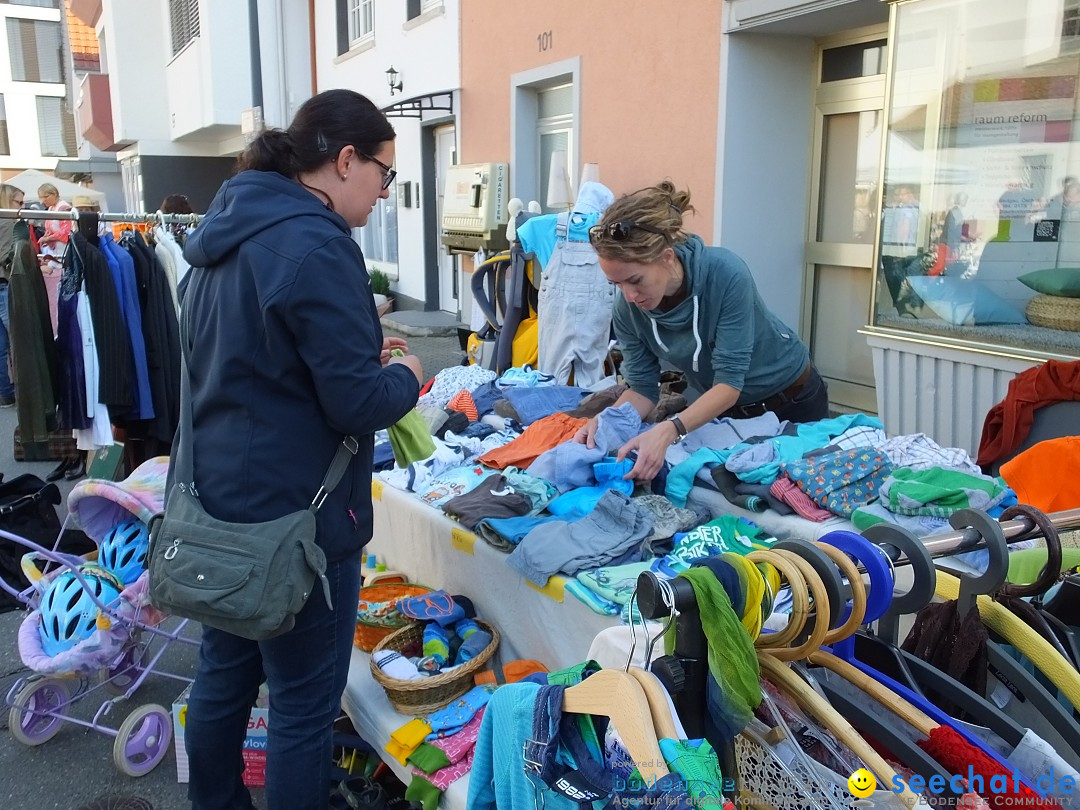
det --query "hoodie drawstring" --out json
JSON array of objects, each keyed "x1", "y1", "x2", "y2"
[
  {"x1": 650, "y1": 295, "x2": 703, "y2": 372},
  {"x1": 651, "y1": 319, "x2": 669, "y2": 353},
  {"x1": 691, "y1": 295, "x2": 703, "y2": 373}
]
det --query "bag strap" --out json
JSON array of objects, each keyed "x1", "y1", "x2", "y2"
[{"x1": 176, "y1": 313, "x2": 357, "y2": 516}]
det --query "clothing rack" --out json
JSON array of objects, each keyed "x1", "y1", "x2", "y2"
[
  {"x1": 635, "y1": 505, "x2": 1080, "y2": 744},
  {"x1": 887, "y1": 506, "x2": 1080, "y2": 566},
  {"x1": 0, "y1": 207, "x2": 201, "y2": 225}
]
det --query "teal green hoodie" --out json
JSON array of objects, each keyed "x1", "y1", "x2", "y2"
[{"x1": 612, "y1": 235, "x2": 809, "y2": 404}]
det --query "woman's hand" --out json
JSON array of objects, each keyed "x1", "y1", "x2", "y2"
[
  {"x1": 572, "y1": 417, "x2": 600, "y2": 448},
  {"x1": 616, "y1": 421, "x2": 677, "y2": 482},
  {"x1": 380, "y1": 336, "x2": 408, "y2": 366}
]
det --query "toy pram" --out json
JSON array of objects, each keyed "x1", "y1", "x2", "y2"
[{"x1": 2, "y1": 456, "x2": 198, "y2": 776}]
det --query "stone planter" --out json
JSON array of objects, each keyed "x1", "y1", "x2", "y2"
[{"x1": 373, "y1": 293, "x2": 394, "y2": 318}]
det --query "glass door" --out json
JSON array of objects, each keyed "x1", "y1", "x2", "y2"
[{"x1": 804, "y1": 33, "x2": 887, "y2": 413}]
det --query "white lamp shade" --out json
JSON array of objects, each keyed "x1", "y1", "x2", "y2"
[
  {"x1": 581, "y1": 163, "x2": 601, "y2": 186},
  {"x1": 546, "y1": 150, "x2": 574, "y2": 209}
]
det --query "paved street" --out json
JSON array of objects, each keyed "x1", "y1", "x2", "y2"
[{"x1": 0, "y1": 330, "x2": 463, "y2": 809}]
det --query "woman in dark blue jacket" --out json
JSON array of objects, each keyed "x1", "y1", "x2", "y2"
[{"x1": 180, "y1": 89, "x2": 423, "y2": 810}]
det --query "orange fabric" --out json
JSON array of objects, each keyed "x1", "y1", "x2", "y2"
[
  {"x1": 474, "y1": 659, "x2": 549, "y2": 686},
  {"x1": 999, "y1": 437, "x2": 1080, "y2": 514},
  {"x1": 446, "y1": 390, "x2": 479, "y2": 422},
  {"x1": 477, "y1": 412, "x2": 586, "y2": 470},
  {"x1": 977, "y1": 359, "x2": 1080, "y2": 469}
]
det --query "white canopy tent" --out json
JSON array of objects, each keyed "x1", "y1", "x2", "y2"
[{"x1": 3, "y1": 169, "x2": 106, "y2": 207}]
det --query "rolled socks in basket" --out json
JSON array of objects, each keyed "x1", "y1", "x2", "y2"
[{"x1": 373, "y1": 649, "x2": 426, "y2": 681}]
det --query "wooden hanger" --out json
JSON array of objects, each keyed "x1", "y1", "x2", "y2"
[
  {"x1": 758, "y1": 653, "x2": 921, "y2": 808},
  {"x1": 562, "y1": 668, "x2": 669, "y2": 783},
  {"x1": 627, "y1": 666, "x2": 680, "y2": 741},
  {"x1": 745, "y1": 550, "x2": 810, "y2": 649},
  {"x1": 751, "y1": 549, "x2": 830, "y2": 661}
]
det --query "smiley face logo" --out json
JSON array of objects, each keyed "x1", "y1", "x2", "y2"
[{"x1": 848, "y1": 768, "x2": 876, "y2": 798}]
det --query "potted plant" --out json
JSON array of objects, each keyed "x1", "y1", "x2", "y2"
[{"x1": 369, "y1": 267, "x2": 393, "y2": 317}]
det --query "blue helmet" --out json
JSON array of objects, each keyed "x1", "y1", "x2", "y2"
[
  {"x1": 38, "y1": 565, "x2": 123, "y2": 657},
  {"x1": 98, "y1": 519, "x2": 149, "y2": 586}
]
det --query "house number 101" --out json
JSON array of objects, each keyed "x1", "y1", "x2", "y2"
[{"x1": 537, "y1": 30, "x2": 553, "y2": 52}]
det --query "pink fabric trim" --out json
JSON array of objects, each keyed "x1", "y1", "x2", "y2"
[{"x1": 770, "y1": 476, "x2": 833, "y2": 522}]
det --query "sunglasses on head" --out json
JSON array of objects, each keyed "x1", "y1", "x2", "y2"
[{"x1": 588, "y1": 220, "x2": 665, "y2": 244}]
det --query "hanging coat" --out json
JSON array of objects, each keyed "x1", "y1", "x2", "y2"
[
  {"x1": 8, "y1": 221, "x2": 57, "y2": 448},
  {"x1": 68, "y1": 232, "x2": 132, "y2": 416}
]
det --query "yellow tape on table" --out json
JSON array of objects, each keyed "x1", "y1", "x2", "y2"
[
  {"x1": 935, "y1": 570, "x2": 1080, "y2": 711},
  {"x1": 451, "y1": 527, "x2": 476, "y2": 555},
  {"x1": 527, "y1": 575, "x2": 566, "y2": 602},
  {"x1": 371, "y1": 479, "x2": 384, "y2": 500}
]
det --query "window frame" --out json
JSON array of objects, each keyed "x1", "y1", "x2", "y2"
[
  {"x1": 0, "y1": 95, "x2": 9, "y2": 156},
  {"x1": 6, "y1": 18, "x2": 63, "y2": 83},
  {"x1": 36, "y1": 95, "x2": 76, "y2": 158},
  {"x1": 168, "y1": 0, "x2": 200, "y2": 58},
  {"x1": 348, "y1": 0, "x2": 374, "y2": 48}
]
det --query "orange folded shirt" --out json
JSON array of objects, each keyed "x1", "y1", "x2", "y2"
[{"x1": 477, "y1": 412, "x2": 586, "y2": 469}]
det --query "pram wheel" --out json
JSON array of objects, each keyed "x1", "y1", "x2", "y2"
[
  {"x1": 8, "y1": 677, "x2": 70, "y2": 746},
  {"x1": 112, "y1": 703, "x2": 172, "y2": 777},
  {"x1": 103, "y1": 644, "x2": 148, "y2": 696}
]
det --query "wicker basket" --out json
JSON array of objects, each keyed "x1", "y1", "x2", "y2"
[
  {"x1": 354, "y1": 582, "x2": 433, "y2": 652},
  {"x1": 369, "y1": 620, "x2": 500, "y2": 715},
  {"x1": 1026, "y1": 293, "x2": 1080, "y2": 332}
]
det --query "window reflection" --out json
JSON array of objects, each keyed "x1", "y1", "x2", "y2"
[{"x1": 874, "y1": 0, "x2": 1080, "y2": 356}]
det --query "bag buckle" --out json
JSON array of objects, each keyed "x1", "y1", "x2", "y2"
[
  {"x1": 343, "y1": 436, "x2": 359, "y2": 454},
  {"x1": 311, "y1": 487, "x2": 329, "y2": 511}
]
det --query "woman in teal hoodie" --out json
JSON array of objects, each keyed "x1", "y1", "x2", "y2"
[{"x1": 574, "y1": 181, "x2": 827, "y2": 482}]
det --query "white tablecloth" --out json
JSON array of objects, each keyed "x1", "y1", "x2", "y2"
[{"x1": 342, "y1": 479, "x2": 621, "y2": 808}]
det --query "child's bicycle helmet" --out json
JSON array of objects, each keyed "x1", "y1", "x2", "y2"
[
  {"x1": 98, "y1": 519, "x2": 149, "y2": 586},
  {"x1": 38, "y1": 564, "x2": 123, "y2": 657}
]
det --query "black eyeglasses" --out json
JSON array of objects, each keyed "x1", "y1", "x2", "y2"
[
  {"x1": 363, "y1": 153, "x2": 397, "y2": 190},
  {"x1": 588, "y1": 220, "x2": 665, "y2": 244}
]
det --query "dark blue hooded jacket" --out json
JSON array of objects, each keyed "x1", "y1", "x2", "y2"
[{"x1": 180, "y1": 170, "x2": 419, "y2": 561}]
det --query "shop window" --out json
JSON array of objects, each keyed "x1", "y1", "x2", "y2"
[
  {"x1": 36, "y1": 96, "x2": 76, "y2": 157},
  {"x1": 873, "y1": 0, "x2": 1080, "y2": 358},
  {"x1": 537, "y1": 83, "x2": 574, "y2": 214},
  {"x1": 6, "y1": 18, "x2": 63, "y2": 83},
  {"x1": 0, "y1": 95, "x2": 8, "y2": 155}
]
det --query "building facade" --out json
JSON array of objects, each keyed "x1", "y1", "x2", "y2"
[
  {"x1": 0, "y1": 0, "x2": 80, "y2": 178},
  {"x1": 69, "y1": 0, "x2": 312, "y2": 213},
  {"x1": 315, "y1": 0, "x2": 461, "y2": 314}
]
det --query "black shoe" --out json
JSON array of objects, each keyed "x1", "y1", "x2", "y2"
[
  {"x1": 45, "y1": 458, "x2": 72, "y2": 482},
  {"x1": 64, "y1": 458, "x2": 87, "y2": 481}
]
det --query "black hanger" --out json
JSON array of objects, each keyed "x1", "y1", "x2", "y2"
[
  {"x1": 851, "y1": 520, "x2": 1027, "y2": 748},
  {"x1": 774, "y1": 539, "x2": 847, "y2": 634},
  {"x1": 815, "y1": 672, "x2": 963, "y2": 799},
  {"x1": 994, "y1": 505, "x2": 1071, "y2": 661},
  {"x1": 944, "y1": 508, "x2": 1080, "y2": 760},
  {"x1": 1041, "y1": 572, "x2": 1080, "y2": 625}
]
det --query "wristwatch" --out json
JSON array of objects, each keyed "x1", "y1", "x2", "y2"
[{"x1": 667, "y1": 415, "x2": 688, "y2": 445}]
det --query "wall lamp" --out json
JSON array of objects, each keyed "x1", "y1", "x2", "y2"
[{"x1": 386, "y1": 66, "x2": 403, "y2": 96}]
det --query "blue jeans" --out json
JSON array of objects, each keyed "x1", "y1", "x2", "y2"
[
  {"x1": 0, "y1": 284, "x2": 13, "y2": 400},
  {"x1": 185, "y1": 551, "x2": 362, "y2": 810}
]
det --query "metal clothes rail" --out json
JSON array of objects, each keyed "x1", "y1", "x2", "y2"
[{"x1": 0, "y1": 207, "x2": 201, "y2": 225}]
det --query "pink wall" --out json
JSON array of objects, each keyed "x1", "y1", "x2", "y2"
[{"x1": 461, "y1": 2, "x2": 722, "y2": 243}]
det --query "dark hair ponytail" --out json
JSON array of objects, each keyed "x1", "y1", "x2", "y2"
[{"x1": 236, "y1": 89, "x2": 395, "y2": 177}]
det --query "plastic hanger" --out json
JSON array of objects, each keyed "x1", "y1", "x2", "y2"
[
  {"x1": 940, "y1": 509, "x2": 1080, "y2": 757},
  {"x1": 763, "y1": 546, "x2": 960, "y2": 795},
  {"x1": 562, "y1": 669, "x2": 669, "y2": 783},
  {"x1": 826, "y1": 527, "x2": 1030, "y2": 749},
  {"x1": 998, "y1": 504, "x2": 1078, "y2": 665}
]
